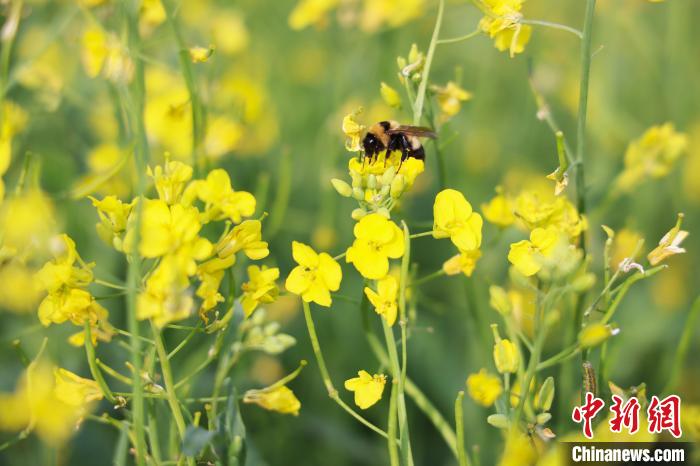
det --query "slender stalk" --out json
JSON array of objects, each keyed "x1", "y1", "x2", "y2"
[
  {"x1": 148, "y1": 401, "x2": 163, "y2": 465},
  {"x1": 413, "y1": 0, "x2": 444, "y2": 126},
  {"x1": 301, "y1": 301, "x2": 390, "y2": 439},
  {"x1": 124, "y1": 1, "x2": 150, "y2": 462},
  {"x1": 84, "y1": 324, "x2": 117, "y2": 404},
  {"x1": 574, "y1": 0, "x2": 596, "y2": 249},
  {"x1": 410, "y1": 269, "x2": 446, "y2": 287},
  {"x1": 151, "y1": 323, "x2": 193, "y2": 466},
  {"x1": 387, "y1": 383, "x2": 399, "y2": 466},
  {"x1": 454, "y1": 391, "x2": 471, "y2": 466},
  {"x1": 437, "y1": 28, "x2": 480, "y2": 45},
  {"x1": 663, "y1": 295, "x2": 700, "y2": 394},
  {"x1": 521, "y1": 19, "x2": 583, "y2": 39}
]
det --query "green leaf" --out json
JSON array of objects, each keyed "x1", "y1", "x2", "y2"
[{"x1": 182, "y1": 426, "x2": 216, "y2": 457}]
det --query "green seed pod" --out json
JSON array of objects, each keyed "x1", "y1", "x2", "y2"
[
  {"x1": 330, "y1": 178, "x2": 353, "y2": 197},
  {"x1": 487, "y1": 414, "x2": 509, "y2": 429},
  {"x1": 535, "y1": 376, "x2": 555, "y2": 412}
]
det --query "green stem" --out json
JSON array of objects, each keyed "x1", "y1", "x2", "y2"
[
  {"x1": 574, "y1": 0, "x2": 596, "y2": 251},
  {"x1": 151, "y1": 323, "x2": 192, "y2": 466},
  {"x1": 410, "y1": 269, "x2": 446, "y2": 287},
  {"x1": 84, "y1": 324, "x2": 117, "y2": 405},
  {"x1": 124, "y1": 1, "x2": 150, "y2": 462},
  {"x1": 387, "y1": 383, "x2": 399, "y2": 466},
  {"x1": 162, "y1": 0, "x2": 206, "y2": 175},
  {"x1": 663, "y1": 295, "x2": 700, "y2": 394},
  {"x1": 413, "y1": 0, "x2": 444, "y2": 126},
  {"x1": 148, "y1": 401, "x2": 163, "y2": 465},
  {"x1": 301, "y1": 301, "x2": 390, "y2": 439},
  {"x1": 455, "y1": 391, "x2": 471, "y2": 466}
]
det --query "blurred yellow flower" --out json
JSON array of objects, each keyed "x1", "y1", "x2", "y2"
[
  {"x1": 35, "y1": 235, "x2": 93, "y2": 294},
  {"x1": 140, "y1": 0, "x2": 166, "y2": 36},
  {"x1": 364, "y1": 275, "x2": 398, "y2": 326},
  {"x1": 481, "y1": 188, "x2": 515, "y2": 227},
  {"x1": 244, "y1": 385, "x2": 301, "y2": 416},
  {"x1": 0, "y1": 364, "x2": 85, "y2": 445},
  {"x1": 147, "y1": 160, "x2": 193, "y2": 205},
  {"x1": 648, "y1": 213, "x2": 688, "y2": 266},
  {"x1": 215, "y1": 220, "x2": 269, "y2": 261},
  {"x1": 0, "y1": 262, "x2": 43, "y2": 313},
  {"x1": 0, "y1": 189, "x2": 55, "y2": 253},
  {"x1": 205, "y1": 116, "x2": 244, "y2": 160},
  {"x1": 288, "y1": 0, "x2": 338, "y2": 30},
  {"x1": 195, "y1": 269, "x2": 225, "y2": 318},
  {"x1": 489, "y1": 285, "x2": 511, "y2": 315},
  {"x1": 508, "y1": 226, "x2": 562, "y2": 276},
  {"x1": 611, "y1": 228, "x2": 643, "y2": 271},
  {"x1": 432, "y1": 189, "x2": 483, "y2": 251},
  {"x1": 344, "y1": 370, "x2": 386, "y2": 409},
  {"x1": 478, "y1": 0, "x2": 532, "y2": 57},
  {"x1": 81, "y1": 25, "x2": 133, "y2": 83},
  {"x1": 467, "y1": 369, "x2": 503, "y2": 407},
  {"x1": 241, "y1": 265, "x2": 280, "y2": 318},
  {"x1": 359, "y1": 0, "x2": 425, "y2": 32},
  {"x1": 616, "y1": 123, "x2": 688, "y2": 192},
  {"x1": 211, "y1": 12, "x2": 249, "y2": 55},
  {"x1": 346, "y1": 213, "x2": 405, "y2": 279},
  {"x1": 73, "y1": 143, "x2": 132, "y2": 199},
  {"x1": 499, "y1": 432, "x2": 537, "y2": 466},
  {"x1": 442, "y1": 249, "x2": 482, "y2": 277},
  {"x1": 380, "y1": 82, "x2": 401, "y2": 109},
  {"x1": 430, "y1": 81, "x2": 472, "y2": 120},
  {"x1": 285, "y1": 241, "x2": 342, "y2": 307}
]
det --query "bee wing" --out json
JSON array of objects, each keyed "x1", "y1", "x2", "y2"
[{"x1": 386, "y1": 125, "x2": 437, "y2": 139}]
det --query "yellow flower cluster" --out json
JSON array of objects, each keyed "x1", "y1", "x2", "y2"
[
  {"x1": 334, "y1": 111, "x2": 425, "y2": 218},
  {"x1": 90, "y1": 160, "x2": 272, "y2": 326},
  {"x1": 36, "y1": 235, "x2": 114, "y2": 346}
]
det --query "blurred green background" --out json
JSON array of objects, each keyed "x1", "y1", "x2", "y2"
[{"x1": 1, "y1": 0, "x2": 699, "y2": 465}]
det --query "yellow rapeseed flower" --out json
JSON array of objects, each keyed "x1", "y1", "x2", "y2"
[
  {"x1": 0, "y1": 189, "x2": 56, "y2": 253},
  {"x1": 478, "y1": 0, "x2": 532, "y2": 57},
  {"x1": 513, "y1": 189, "x2": 586, "y2": 238},
  {"x1": 137, "y1": 254, "x2": 194, "y2": 326},
  {"x1": 442, "y1": 249, "x2": 482, "y2": 277},
  {"x1": 342, "y1": 109, "x2": 365, "y2": 152},
  {"x1": 508, "y1": 226, "x2": 562, "y2": 277},
  {"x1": 147, "y1": 159, "x2": 193, "y2": 205},
  {"x1": 648, "y1": 213, "x2": 688, "y2": 266},
  {"x1": 432, "y1": 189, "x2": 483, "y2": 251},
  {"x1": 215, "y1": 220, "x2": 269, "y2": 261},
  {"x1": 241, "y1": 265, "x2": 280, "y2": 318},
  {"x1": 285, "y1": 241, "x2": 342, "y2": 307},
  {"x1": 185, "y1": 169, "x2": 256, "y2": 223},
  {"x1": 344, "y1": 370, "x2": 386, "y2": 409},
  {"x1": 346, "y1": 213, "x2": 404, "y2": 279},
  {"x1": 244, "y1": 385, "x2": 301, "y2": 416},
  {"x1": 466, "y1": 369, "x2": 503, "y2": 407},
  {"x1": 90, "y1": 195, "x2": 134, "y2": 250},
  {"x1": 364, "y1": 275, "x2": 398, "y2": 326}
]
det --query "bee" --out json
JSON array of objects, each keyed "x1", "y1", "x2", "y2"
[{"x1": 362, "y1": 120, "x2": 437, "y2": 164}]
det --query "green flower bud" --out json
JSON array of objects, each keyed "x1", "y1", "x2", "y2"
[
  {"x1": 331, "y1": 178, "x2": 353, "y2": 197},
  {"x1": 488, "y1": 285, "x2": 511, "y2": 315},
  {"x1": 579, "y1": 323, "x2": 617, "y2": 348},
  {"x1": 493, "y1": 338, "x2": 519, "y2": 374},
  {"x1": 352, "y1": 187, "x2": 364, "y2": 200},
  {"x1": 380, "y1": 165, "x2": 397, "y2": 185},
  {"x1": 536, "y1": 412, "x2": 552, "y2": 425},
  {"x1": 535, "y1": 377, "x2": 555, "y2": 412},
  {"x1": 390, "y1": 174, "x2": 405, "y2": 198},
  {"x1": 351, "y1": 208, "x2": 367, "y2": 221},
  {"x1": 380, "y1": 82, "x2": 402, "y2": 109},
  {"x1": 487, "y1": 414, "x2": 509, "y2": 429},
  {"x1": 367, "y1": 174, "x2": 377, "y2": 190}
]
